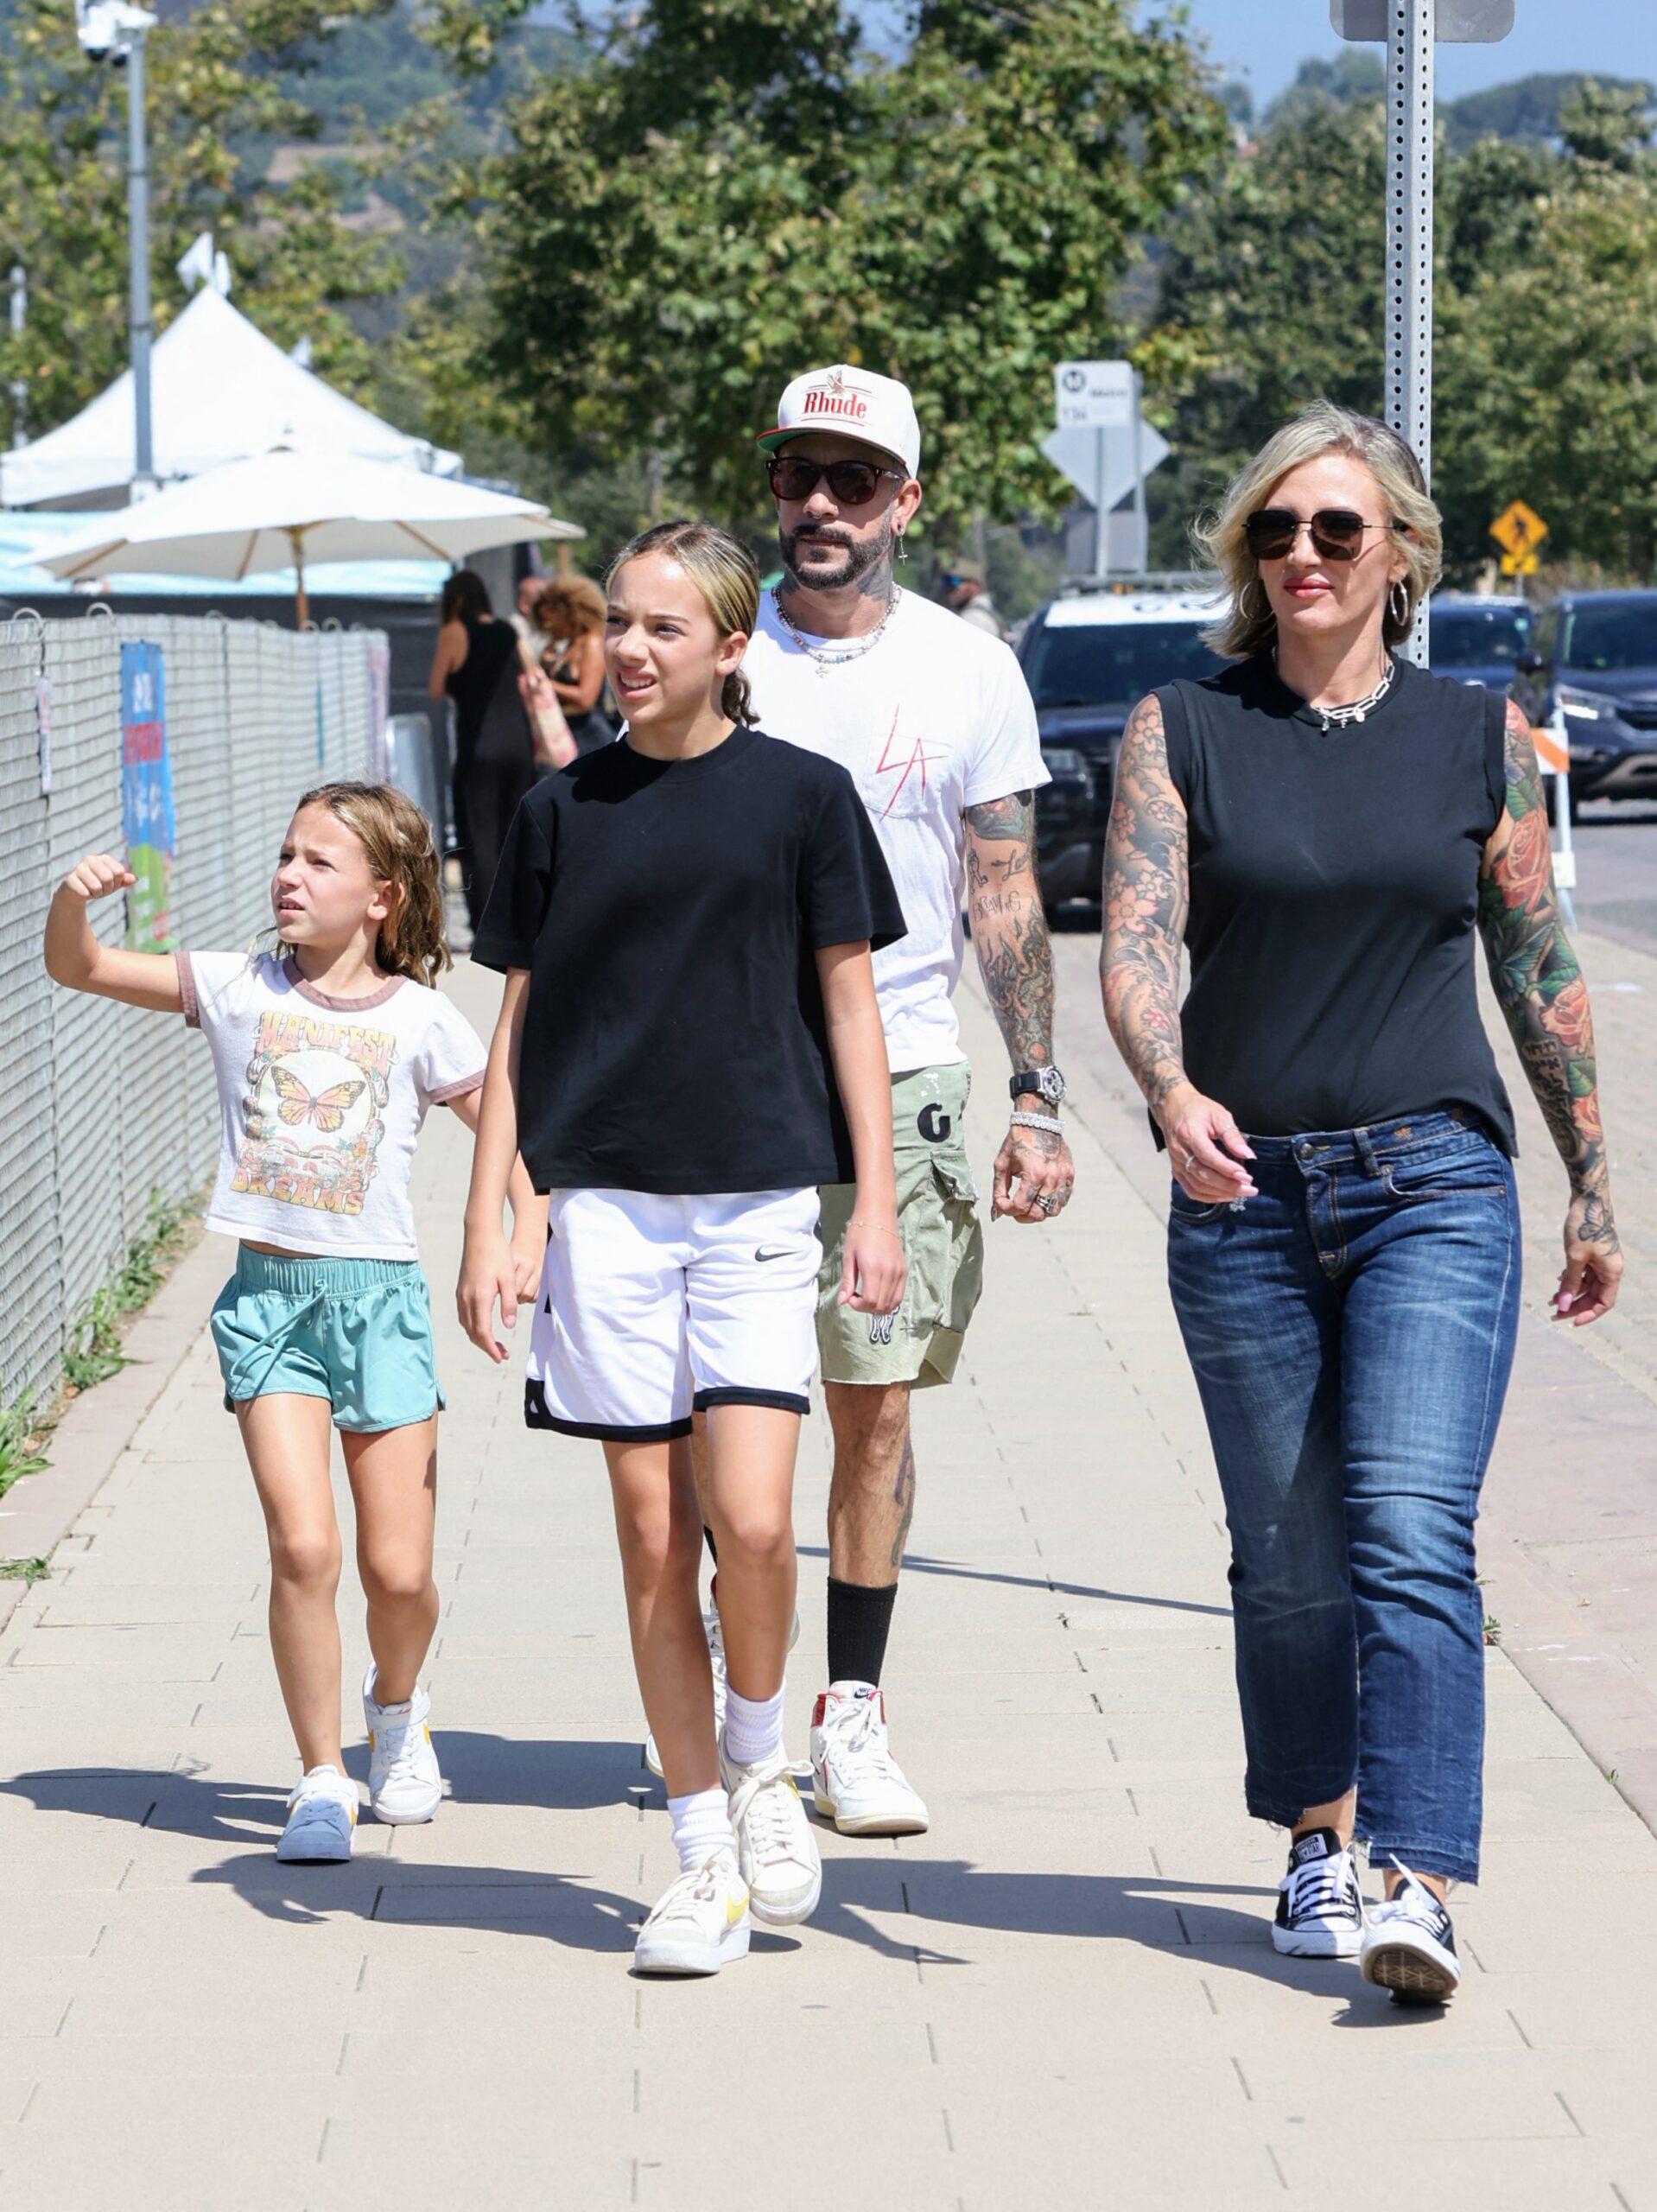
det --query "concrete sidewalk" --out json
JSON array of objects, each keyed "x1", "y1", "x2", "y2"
[{"x1": 3, "y1": 958, "x2": 1656, "y2": 2210}]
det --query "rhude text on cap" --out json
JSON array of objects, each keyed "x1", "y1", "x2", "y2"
[{"x1": 757, "y1": 365, "x2": 921, "y2": 480}]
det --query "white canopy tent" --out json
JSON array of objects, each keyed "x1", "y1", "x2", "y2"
[{"x1": 1, "y1": 288, "x2": 461, "y2": 511}]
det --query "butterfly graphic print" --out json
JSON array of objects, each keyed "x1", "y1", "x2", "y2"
[{"x1": 232, "y1": 1009, "x2": 395, "y2": 1217}]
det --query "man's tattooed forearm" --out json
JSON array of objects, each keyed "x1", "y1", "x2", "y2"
[
  {"x1": 1100, "y1": 694, "x2": 1189, "y2": 1113},
  {"x1": 965, "y1": 791, "x2": 1057, "y2": 1071},
  {"x1": 1478, "y1": 700, "x2": 1616, "y2": 1245}
]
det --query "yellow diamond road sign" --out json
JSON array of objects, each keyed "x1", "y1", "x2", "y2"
[
  {"x1": 1500, "y1": 550, "x2": 1540, "y2": 578},
  {"x1": 1491, "y1": 500, "x2": 1547, "y2": 557}
]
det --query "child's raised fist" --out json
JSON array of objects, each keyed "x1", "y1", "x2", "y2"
[{"x1": 62, "y1": 854, "x2": 136, "y2": 902}]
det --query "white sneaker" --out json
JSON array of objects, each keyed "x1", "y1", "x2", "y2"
[
  {"x1": 644, "y1": 1604, "x2": 799, "y2": 1780},
  {"x1": 1272, "y1": 1827, "x2": 1365, "y2": 1958},
  {"x1": 1360, "y1": 1861, "x2": 1461, "y2": 2004},
  {"x1": 632, "y1": 1850, "x2": 751, "y2": 1977},
  {"x1": 720, "y1": 1738, "x2": 822, "y2": 1926},
  {"x1": 276, "y1": 1765, "x2": 359, "y2": 1861},
  {"x1": 809, "y1": 1681, "x2": 929, "y2": 1836},
  {"x1": 363, "y1": 1667, "x2": 443, "y2": 1825}
]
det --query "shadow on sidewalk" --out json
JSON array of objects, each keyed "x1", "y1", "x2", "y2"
[
  {"x1": 798, "y1": 1544, "x2": 1232, "y2": 1619},
  {"x1": 4, "y1": 1762, "x2": 1408, "y2": 2009}
]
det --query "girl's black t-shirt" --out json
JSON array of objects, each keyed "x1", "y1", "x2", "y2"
[
  {"x1": 470, "y1": 726, "x2": 907, "y2": 1194},
  {"x1": 1156, "y1": 652, "x2": 1518, "y2": 1149}
]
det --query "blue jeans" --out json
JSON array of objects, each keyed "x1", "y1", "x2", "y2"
[{"x1": 1165, "y1": 1111, "x2": 1521, "y2": 1885}]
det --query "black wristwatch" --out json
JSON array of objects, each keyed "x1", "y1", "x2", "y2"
[{"x1": 1010, "y1": 1068, "x2": 1066, "y2": 1109}]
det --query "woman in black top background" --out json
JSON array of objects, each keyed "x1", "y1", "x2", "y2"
[
  {"x1": 429, "y1": 569, "x2": 557, "y2": 929},
  {"x1": 1101, "y1": 401, "x2": 1622, "y2": 2006}
]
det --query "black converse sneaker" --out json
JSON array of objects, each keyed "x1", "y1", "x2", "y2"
[
  {"x1": 1360, "y1": 1861, "x2": 1460, "y2": 2004},
  {"x1": 1272, "y1": 1827, "x2": 1365, "y2": 1958}
]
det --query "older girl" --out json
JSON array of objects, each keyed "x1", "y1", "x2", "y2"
[
  {"x1": 1101, "y1": 402, "x2": 1622, "y2": 2005},
  {"x1": 459, "y1": 519, "x2": 906, "y2": 1976}
]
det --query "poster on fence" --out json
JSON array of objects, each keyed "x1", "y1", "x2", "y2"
[{"x1": 120, "y1": 640, "x2": 177, "y2": 952}]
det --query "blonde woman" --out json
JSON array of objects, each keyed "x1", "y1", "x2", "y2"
[
  {"x1": 529, "y1": 574, "x2": 616, "y2": 755},
  {"x1": 459, "y1": 520, "x2": 907, "y2": 1976},
  {"x1": 1101, "y1": 402, "x2": 1622, "y2": 2005}
]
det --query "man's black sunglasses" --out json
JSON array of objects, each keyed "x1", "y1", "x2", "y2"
[
  {"x1": 1244, "y1": 507, "x2": 1408, "y2": 563},
  {"x1": 765, "y1": 454, "x2": 905, "y2": 506}
]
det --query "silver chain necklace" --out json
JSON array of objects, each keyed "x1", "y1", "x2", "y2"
[
  {"x1": 774, "y1": 584, "x2": 901, "y2": 677},
  {"x1": 1278, "y1": 650, "x2": 1396, "y2": 732}
]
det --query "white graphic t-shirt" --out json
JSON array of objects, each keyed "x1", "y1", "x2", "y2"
[
  {"x1": 178, "y1": 951, "x2": 486, "y2": 1261},
  {"x1": 743, "y1": 588, "x2": 1048, "y2": 1071}
]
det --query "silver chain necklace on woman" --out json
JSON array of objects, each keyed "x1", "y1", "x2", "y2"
[
  {"x1": 773, "y1": 584, "x2": 902, "y2": 677},
  {"x1": 1277, "y1": 649, "x2": 1396, "y2": 732}
]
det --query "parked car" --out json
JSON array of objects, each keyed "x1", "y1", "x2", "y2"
[
  {"x1": 1508, "y1": 589, "x2": 1657, "y2": 810},
  {"x1": 1018, "y1": 584, "x2": 1226, "y2": 906},
  {"x1": 1427, "y1": 594, "x2": 1532, "y2": 690}
]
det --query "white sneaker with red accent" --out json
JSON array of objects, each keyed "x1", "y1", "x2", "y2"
[{"x1": 809, "y1": 1681, "x2": 929, "y2": 1836}]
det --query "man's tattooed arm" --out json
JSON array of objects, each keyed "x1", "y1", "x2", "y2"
[
  {"x1": 963, "y1": 788, "x2": 1057, "y2": 1078},
  {"x1": 1100, "y1": 693, "x2": 1190, "y2": 1116},
  {"x1": 1477, "y1": 698, "x2": 1620, "y2": 1255}
]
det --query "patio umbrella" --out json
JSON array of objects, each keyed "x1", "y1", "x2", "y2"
[{"x1": 40, "y1": 446, "x2": 583, "y2": 623}]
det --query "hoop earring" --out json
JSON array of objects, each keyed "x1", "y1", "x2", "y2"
[{"x1": 1389, "y1": 581, "x2": 1411, "y2": 629}]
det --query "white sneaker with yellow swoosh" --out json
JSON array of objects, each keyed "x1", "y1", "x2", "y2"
[
  {"x1": 632, "y1": 1850, "x2": 751, "y2": 1977},
  {"x1": 720, "y1": 1740, "x2": 822, "y2": 1925}
]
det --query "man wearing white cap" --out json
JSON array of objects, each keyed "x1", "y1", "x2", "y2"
[{"x1": 733, "y1": 363, "x2": 1075, "y2": 1835}]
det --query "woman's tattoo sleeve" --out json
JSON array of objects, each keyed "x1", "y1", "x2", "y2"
[
  {"x1": 1477, "y1": 699, "x2": 1617, "y2": 1241},
  {"x1": 1100, "y1": 694, "x2": 1189, "y2": 1114}
]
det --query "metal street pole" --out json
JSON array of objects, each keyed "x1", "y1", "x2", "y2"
[
  {"x1": 1385, "y1": 0, "x2": 1434, "y2": 664},
  {"x1": 1130, "y1": 370, "x2": 1147, "y2": 578},
  {"x1": 126, "y1": 22, "x2": 156, "y2": 493}
]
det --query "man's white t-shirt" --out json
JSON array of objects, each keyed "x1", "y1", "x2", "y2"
[
  {"x1": 178, "y1": 950, "x2": 486, "y2": 1261},
  {"x1": 743, "y1": 589, "x2": 1048, "y2": 1072}
]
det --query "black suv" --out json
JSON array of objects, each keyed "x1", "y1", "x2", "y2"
[
  {"x1": 1508, "y1": 590, "x2": 1657, "y2": 810},
  {"x1": 1016, "y1": 591, "x2": 1225, "y2": 905}
]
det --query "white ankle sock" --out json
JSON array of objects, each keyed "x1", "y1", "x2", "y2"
[
  {"x1": 668, "y1": 1787, "x2": 735, "y2": 1872},
  {"x1": 723, "y1": 1682, "x2": 785, "y2": 1766}
]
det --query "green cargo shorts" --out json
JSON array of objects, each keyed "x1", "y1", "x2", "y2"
[{"x1": 816, "y1": 1064, "x2": 985, "y2": 1389}]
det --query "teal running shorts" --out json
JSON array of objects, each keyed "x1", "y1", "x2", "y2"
[{"x1": 211, "y1": 1249, "x2": 445, "y2": 1433}]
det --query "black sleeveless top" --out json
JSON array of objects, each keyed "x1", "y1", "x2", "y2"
[
  {"x1": 445, "y1": 617, "x2": 530, "y2": 768},
  {"x1": 1156, "y1": 652, "x2": 1517, "y2": 1150}
]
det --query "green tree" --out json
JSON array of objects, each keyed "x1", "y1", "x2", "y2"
[
  {"x1": 0, "y1": 0, "x2": 403, "y2": 444},
  {"x1": 470, "y1": 0, "x2": 1227, "y2": 533}
]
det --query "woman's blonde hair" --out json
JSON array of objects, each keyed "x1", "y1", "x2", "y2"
[
  {"x1": 531, "y1": 572, "x2": 606, "y2": 643},
  {"x1": 606, "y1": 518, "x2": 760, "y2": 728},
  {"x1": 284, "y1": 782, "x2": 451, "y2": 988},
  {"x1": 1194, "y1": 400, "x2": 1444, "y2": 659}
]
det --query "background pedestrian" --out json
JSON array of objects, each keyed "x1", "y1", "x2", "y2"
[{"x1": 429, "y1": 569, "x2": 547, "y2": 930}]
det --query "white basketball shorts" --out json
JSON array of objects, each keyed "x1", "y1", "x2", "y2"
[{"x1": 524, "y1": 1186, "x2": 822, "y2": 1442}]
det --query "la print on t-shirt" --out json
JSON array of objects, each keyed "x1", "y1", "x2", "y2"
[{"x1": 742, "y1": 588, "x2": 1049, "y2": 1075}]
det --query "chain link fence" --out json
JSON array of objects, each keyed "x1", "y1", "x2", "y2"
[{"x1": 0, "y1": 613, "x2": 387, "y2": 1414}]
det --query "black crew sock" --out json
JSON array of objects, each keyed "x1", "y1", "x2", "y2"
[
  {"x1": 702, "y1": 1523, "x2": 718, "y2": 1567},
  {"x1": 827, "y1": 1577, "x2": 898, "y2": 1688}
]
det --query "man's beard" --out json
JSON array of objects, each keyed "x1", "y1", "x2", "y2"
[{"x1": 780, "y1": 514, "x2": 893, "y2": 594}]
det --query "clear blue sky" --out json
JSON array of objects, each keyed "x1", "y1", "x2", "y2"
[{"x1": 1170, "y1": 0, "x2": 1657, "y2": 108}]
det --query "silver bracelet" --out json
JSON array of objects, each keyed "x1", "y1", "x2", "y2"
[{"x1": 1010, "y1": 1110, "x2": 1063, "y2": 1134}]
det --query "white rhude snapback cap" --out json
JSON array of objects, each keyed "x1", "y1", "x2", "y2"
[{"x1": 757, "y1": 365, "x2": 921, "y2": 479}]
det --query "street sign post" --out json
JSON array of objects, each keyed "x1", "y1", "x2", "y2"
[
  {"x1": 1044, "y1": 365, "x2": 1169, "y2": 576},
  {"x1": 1337, "y1": 0, "x2": 1516, "y2": 664}
]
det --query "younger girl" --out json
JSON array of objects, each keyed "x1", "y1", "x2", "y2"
[
  {"x1": 459, "y1": 520, "x2": 907, "y2": 1976},
  {"x1": 45, "y1": 783, "x2": 543, "y2": 1860}
]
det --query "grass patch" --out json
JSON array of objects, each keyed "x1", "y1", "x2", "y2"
[
  {"x1": 60, "y1": 1191, "x2": 198, "y2": 1393},
  {"x1": 0, "y1": 1557, "x2": 49, "y2": 1584},
  {"x1": 1482, "y1": 1614, "x2": 1502, "y2": 1647},
  {"x1": 0, "y1": 1402, "x2": 49, "y2": 1502}
]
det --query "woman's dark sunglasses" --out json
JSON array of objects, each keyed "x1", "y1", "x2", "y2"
[
  {"x1": 765, "y1": 454, "x2": 905, "y2": 505},
  {"x1": 1244, "y1": 507, "x2": 1406, "y2": 562}
]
